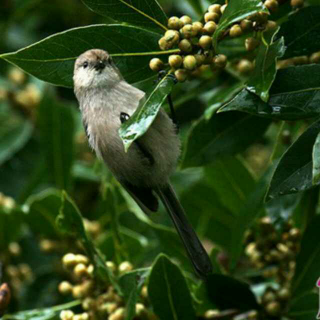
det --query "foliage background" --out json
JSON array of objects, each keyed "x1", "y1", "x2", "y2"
[{"x1": 0, "y1": 0, "x2": 320, "y2": 319}]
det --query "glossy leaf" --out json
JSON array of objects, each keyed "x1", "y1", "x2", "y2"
[
  {"x1": 277, "y1": 6, "x2": 320, "y2": 59},
  {"x1": 213, "y1": 0, "x2": 266, "y2": 48},
  {"x1": 247, "y1": 30, "x2": 285, "y2": 102},
  {"x1": 220, "y1": 65, "x2": 320, "y2": 120},
  {"x1": 38, "y1": 91, "x2": 75, "y2": 190},
  {"x1": 0, "y1": 104, "x2": 33, "y2": 165},
  {"x1": 119, "y1": 268, "x2": 150, "y2": 320},
  {"x1": 1, "y1": 300, "x2": 80, "y2": 320},
  {"x1": 81, "y1": 0, "x2": 168, "y2": 33},
  {"x1": 23, "y1": 189, "x2": 61, "y2": 238},
  {"x1": 0, "y1": 25, "x2": 167, "y2": 87},
  {"x1": 312, "y1": 132, "x2": 320, "y2": 185},
  {"x1": 57, "y1": 191, "x2": 120, "y2": 292},
  {"x1": 148, "y1": 254, "x2": 196, "y2": 320},
  {"x1": 291, "y1": 214, "x2": 320, "y2": 299},
  {"x1": 185, "y1": 0, "x2": 203, "y2": 16},
  {"x1": 182, "y1": 112, "x2": 271, "y2": 168},
  {"x1": 266, "y1": 119, "x2": 320, "y2": 200},
  {"x1": 205, "y1": 274, "x2": 259, "y2": 311},
  {"x1": 288, "y1": 293, "x2": 318, "y2": 320},
  {"x1": 119, "y1": 73, "x2": 175, "y2": 152}
]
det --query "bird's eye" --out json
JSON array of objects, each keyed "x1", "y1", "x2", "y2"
[
  {"x1": 83, "y1": 61, "x2": 88, "y2": 68},
  {"x1": 107, "y1": 56, "x2": 112, "y2": 64}
]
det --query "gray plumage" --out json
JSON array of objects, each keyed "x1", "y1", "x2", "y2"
[{"x1": 73, "y1": 49, "x2": 212, "y2": 277}]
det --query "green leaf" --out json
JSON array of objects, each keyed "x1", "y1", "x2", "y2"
[
  {"x1": 81, "y1": 0, "x2": 168, "y2": 33},
  {"x1": 0, "y1": 25, "x2": 169, "y2": 87},
  {"x1": 119, "y1": 73, "x2": 175, "y2": 152},
  {"x1": 1, "y1": 300, "x2": 80, "y2": 320},
  {"x1": 119, "y1": 268, "x2": 150, "y2": 320},
  {"x1": 0, "y1": 103, "x2": 33, "y2": 165},
  {"x1": 57, "y1": 191, "x2": 120, "y2": 292},
  {"x1": 312, "y1": 132, "x2": 320, "y2": 185},
  {"x1": 24, "y1": 189, "x2": 62, "y2": 238},
  {"x1": 182, "y1": 112, "x2": 271, "y2": 168},
  {"x1": 185, "y1": 0, "x2": 203, "y2": 16},
  {"x1": 288, "y1": 293, "x2": 318, "y2": 320},
  {"x1": 38, "y1": 91, "x2": 75, "y2": 190},
  {"x1": 291, "y1": 214, "x2": 320, "y2": 299},
  {"x1": 213, "y1": 0, "x2": 267, "y2": 48},
  {"x1": 148, "y1": 254, "x2": 196, "y2": 320},
  {"x1": 266, "y1": 119, "x2": 320, "y2": 200},
  {"x1": 276, "y1": 6, "x2": 320, "y2": 59},
  {"x1": 205, "y1": 274, "x2": 259, "y2": 311},
  {"x1": 220, "y1": 65, "x2": 320, "y2": 120},
  {"x1": 247, "y1": 30, "x2": 285, "y2": 102}
]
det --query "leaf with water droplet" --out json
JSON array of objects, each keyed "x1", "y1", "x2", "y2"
[{"x1": 266, "y1": 118, "x2": 320, "y2": 200}]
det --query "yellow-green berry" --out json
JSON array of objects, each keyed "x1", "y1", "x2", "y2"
[
  {"x1": 203, "y1": 21, "x2": 217, "y2": 35},
  {"x1": 175, "y1": 69, "x2": 188, "y2": 82},
  {"x1": 74, "y1": 263, "x2": 88, "y2": 278},
  {"x1": 237, "y1": 59, "x2": 254, "y2": 74},
  {"x1": 180, "y1": 15, "x2": 192, "y2": 26},
  {"x1": 192, "y1": 22, "x2": 203, "y2": 36},
  {"x1": 158, "y1": 37, "x2": 170, "y2": 50},
  {"x1": 265, "y1": 301, "x2": 281, "y2": 316},
  {"x1": 208, "y1": 4, "x2": 221, "y2": 14},
  {"x1": 213, "y1": 54, "x2": 227, "y2": 68},
  {"x1": 204, "y1": 12, "x2": 219, "y2": 22},
  {"x1": 62, "y1": 253, "x2": 77, "y2": 268},
  {"x1": 220, "y1": 4, "x2": 227, "y2": 14},
  {"x1": 149, "y1": 58, "x2": 164, "y2": 72},
  {"x1": 229, "y1": 24, "x2": 243, "y2": 37},
  {"x1": 169, "y1": 55, "x2": 183, "y2": 68},
  {"x1": 183, "y1": 55, "x2": 197, "y2": 70},
  {"x1": 310, "y1": 52, "x2": 320, "y2": 64},
  {"x1": 245, "y1": 37, "x2": 260, "y2": 51},
  {"x1": 265, "y1": 0, "x2": 279, "y2": 12},
  {"x1": 291, "y1": 0, "x2": 304, "y2": 7},
  {"x1": 58, "y1": 281, "x2": 73, "y2": 295},
  {"x1": 266, "y1": 20, "x2": 277, "y2": 31},
  {"x1": 60, "y1": 310, "x2": 74, "y2": 320},
  {"x1": 194, "y1": 54, "x2": 205, "y2": 66},
  {"x1": 119, "y1": 261, "x2": 133, "y2": 274},
  {"x1": 165, "y1": 30, "x2": 179, "y2": 44},
  {"x1": 240, "y1": 19, "x2": 253, "y2": 31},
  {"x1": 179, "y1": 39, "x2": 192, "y2": 52},
  {"x1": 199, "y1": 35, "x2": 212, "y2": 50},
  {"x1": 180, "y1": 24, "x2": 193, "y2": 39},
  {"x1": 168, "y1": 16, "x2": 182, "y2": 29}
]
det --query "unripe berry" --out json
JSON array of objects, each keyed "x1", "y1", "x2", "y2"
[
  {"x1": 141, "y1": 286, "x2": 148, "y2": 299},
  {"x1": 194, "y1": 54, "x2": 205, "y2": 66},
  {"x1": 203, "y1": 50, "x2": 214, "y2": 64},
  {"x1": 74, "y1": 263, "x2": 88, "y2": 278},
  {"x1": 291, "y1": 0, "x2": 304, "y2": 7},
  {"x1": 310, "y1": 52, "x2": 320, "y2": 64},
  {"x1": 240, "y1": 19, "x2": 253, "y2": 31},
  {"x1": 203, "y1": 21, "x2": 217, "y2": 35},
  {"x1": 278, "y1": 288, "x2": 290, "y2": 300},
  {"x1": 75, "y1": 254, "x2": 89, "y2": 265},
  {"x1": 119, "y1": 261, "x2": 133, "y2": 274},
  {"x1": 293, "y1": 55, "x2": 309, "y2": 65},
  {"x1": 237, "y1": 59, "x2": 254, "y2": 74},
  {"x1": 180, "y1": 24, "x2": 193, "y2": 39},
  {"x1": 135, "y1": 303, "x2": 146, "y2": 316},
  {"x1": 165, "y1": 30, "x2": 179, "y2": 44},
  {"x1": 106, "y1": 261, "x2": 117, "y2": 272},
  {"x1": 180, "y1": 15, "x2": 192, "y2": 26},
  {"x1": 8, "y1": 68, "x2": 26, "y2": 85},
  {"x1": 174, "y1": 69, "x2": 188, "y2": 82},
  {"x1": 169, "y1": 55, "x2": 183, "y2": 68},
  {"x1": 192, "y1": 22, "x2": 203, "y2": 36},
  {"x1": 208, "y1": 4, "x2": 221, "y2": 14},
  {"x1": 220, "y1": 4, "x2": 227, "y2": 14},
  {"x1": 109, "y1": 308, "x2": 125, "y2": 320},
  {"x1": 8, "y1": 242, "x2": 21, "y2": 256},
  {"x1": 199, "y1": 35, "x2": 212, "y2": 50},
  {"x1": 178, "y1": 39, "x2": 192, "y2": 52},
  {"x1": 265, "y1": 301, "x2": 281, "y2": 316},
  {"x1": 62, "y1": 253, "x2": 77, "y2": 268},
  {"x1": 213, "y1": 54, "x2": 227, "y2": 68},
  {"x1": 266, "y1": 20, "x2": 277, "y2": 31},
  {"x1": 58, "y1": 281, "x2": 73, "y2": 295},
  {"x1": 149, "y1": 58, "x2": 164, "y2": 72},
  {"x1": 183, "y1": 55, "x2": 197, "y2": 70},
  {"x1": 204, "y1": 310, "x2": 220, "y2": 318},
  {"x1": 265, "y1": 0, "x2": 279, "y2": 12},
  {"x1": 60, "y1": 310, "x2": 74, "y2": 320},
  {"x1": 168, "y1": 16, "x2": 182, "y2": 30},
  {"x1": 82, "y1": 297, "x2": 95, "y2": 310},
  {"x1": 158, "y1": 37, "x2": 170, "y2": 50},
  {"x1": 72, "y1": 285, "x2": 85, "y2": 299},
  {"x1": 229, "y1": 24, "x2": 243, "y2": 37},
  {"x1": 204, "y1": 12, "x2": 219, "y2": 22},
  {"x1": 245, "y1": 37, "x2": 260, "y2": 51}
]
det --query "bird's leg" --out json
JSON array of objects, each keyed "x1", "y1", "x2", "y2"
[{"x1": 120, "y1": 112, "x2": 154, "y2": 165}]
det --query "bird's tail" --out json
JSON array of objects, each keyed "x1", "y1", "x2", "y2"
[{"x1": 155, "y1": 183, "x2": 213, "y2": 278}]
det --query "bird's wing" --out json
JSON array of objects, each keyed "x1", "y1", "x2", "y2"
[
  {"x1": 119, "y1": 180, "x2": 159, "y2": 213},
  {"x1": 155, "y1": 183, "x2": 213, "y2": 278}
]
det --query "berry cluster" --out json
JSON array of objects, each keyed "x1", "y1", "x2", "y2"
[
  {"x1": 278, "y1": 50, "x2": 320, "y2": 69},
  {"x1": 58, "y1": 253, "x2": 154, "y2": 320}
]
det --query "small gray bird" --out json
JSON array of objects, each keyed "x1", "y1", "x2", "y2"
[{"x1": 73, "y1": 49, "x2": 212, "y2": 277}]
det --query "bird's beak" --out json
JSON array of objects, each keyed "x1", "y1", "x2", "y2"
[{"x1": 94, "y1": 61, "x2": 106, "y2": 71}]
